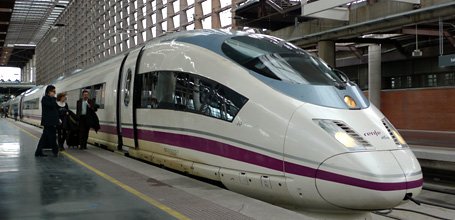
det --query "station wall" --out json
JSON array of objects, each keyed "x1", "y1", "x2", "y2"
[{"x1": 381, "y1": 88, "x2": 455, "y2": 147}]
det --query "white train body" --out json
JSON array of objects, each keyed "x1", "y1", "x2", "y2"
[
  {"x1": 20, "y1": 30, "x2": 422, "y2": 213},
  {"x1": 21, "y1": 85, "x2": 44, "y2": 126}
]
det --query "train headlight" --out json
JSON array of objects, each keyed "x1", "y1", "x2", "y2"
[
  {"x1": 382, "y1": 118, "x2": 409, "y2": 148},
  {"x1": 343, "y1": 96, "x2": 357, "y2": 109},
  {"x1": 315, "y1": 119, "x2": 371, "y2": 151},
  {"x1": 392, "y1": 130, "x2": 407, "y2": 146},
  {"x1": 334, "y1": 132, "x2": 357, "y2": 148}
]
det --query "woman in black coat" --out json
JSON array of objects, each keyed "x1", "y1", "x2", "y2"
[
  {"x1": 56, "y1": 92, "x2": 69, "y2": 151},
  {"x1": 35, "y1": 85, "x2": 59, "y2": 157}
]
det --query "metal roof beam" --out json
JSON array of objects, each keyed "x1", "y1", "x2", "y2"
[
  {"x1": 402, "y1": 28, "x2": 455, "y2": 48},
  {"x1": 288, "y1": 1, "x2": 455, "y2": 47}
]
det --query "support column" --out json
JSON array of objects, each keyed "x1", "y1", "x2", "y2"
[
  {"x1": 146, "y1": 0, "x2": 154, "y2": 39},
  {"x1": 166, "y1": 0, "x2": 175, "y2": 31},
  {"x1": 231, "y1": 0, "x2": 238, "y2": 30},
  {"x1": 121, "y1": 0, "x2": 129, "y2": 52},
  {"x1": 156, "y1": 0, "x2": 164, "y2": 35},
  {"x1": 368, "y1": 44, "x2": 381, "y2": 108},
  {"x1": 194, "y1": 1, "x2": 203, "y2": 29},
  {"x1": 136, "y1": 0, "x2": 145, "y2": 44},
  {"x1": 318, "y1": 40, "x2": 335, "y2": 67},
  {"x1": 21, "y1": 66, "x2": 25, "y2": 82},
  {"x1": 179, "y1": 0, "x2": 188, "y2": 30},
  {"x1": 30, "y1": 55, "x2": 36, "y2": 82},
  {"x1": 211, "y1": 0, "x2": 221, "y2": 28},
  {"x1": 25, "y1": 63, "x2": 30, "y2": 82}
]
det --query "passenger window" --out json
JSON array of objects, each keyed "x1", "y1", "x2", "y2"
[
  {"x1": 67, "y1": 83, "x2": 105, "y2": 110},
  {"x1": 196, "y1": 78, "x2": 246, "y2": 121},
  {"x1": 175, "y1": 72, "x2": 195, "y2": 111},
  {"x1": 66, "y1": 89, "x2": 80, "y2": 109},
  {"x1": 24, "y1": 98, "x2": 39, "y2": 109},
  {"x1": 79, "y1": 83, "x2": 106, "y2": 109},
  {"x1": 140, "y1": 71, "x2": 177, "y2": 109},
  {"x1": 92, "y1": 83, "x2": 105, "y2": 109},
  {"x1": 140, "y1": 72, "x2": 158, "y2": 108},
  {"x1": 155, "y1": 72, "x2": 176, "y2": 109},
  {"x1": 139, "y1": 71, "x2": 248, "y2": 122},
  {"x1": 124, "y1": 69, "x2": 132, "y2": 106}
]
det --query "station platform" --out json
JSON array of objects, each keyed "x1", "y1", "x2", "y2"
[
  {"x1": 410, "y1": 145, "x2": 455, "y2": 173},
  {"x1": 411, "y1": 145, "x2": 455, "y2": 163},
  {"x1": 2, "y1": 118, "x2": 455, "y2": 220}
]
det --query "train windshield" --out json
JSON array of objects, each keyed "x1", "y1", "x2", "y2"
[
  {"x1": 221, "y1": 34, "x2": 369, "y2": 109},
  {"x1": 222, "y1": 35, "x2": 345, "y2": 86}
]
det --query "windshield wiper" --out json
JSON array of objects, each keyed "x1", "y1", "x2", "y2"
[
  {"x1": 334, "y1": 81, "x2": 346, "y2": 90},
  {"x1": 332, "y1": 69, "x2": 352, "y2": 90}
]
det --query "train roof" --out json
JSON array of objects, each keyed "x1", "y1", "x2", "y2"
[
  {"x1": 144, "y1": 29, "x2": 257, "y2": 51},
  {"x1": 46, "y1": 29, "x2": 284, "y2": 86},
  {"x1": 22, "y1": 85, "x2": 44, "y2": 97},
  {"x1": 50, "y1": 29, "x2": 252, "y2": 82},
  {"x1": 149, "y1": 29, "x2": 249, "y2": 43}
]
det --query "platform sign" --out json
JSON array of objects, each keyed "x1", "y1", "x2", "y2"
[{"x1": 439, "y1": 54, "x2": 455, "y2": 67}]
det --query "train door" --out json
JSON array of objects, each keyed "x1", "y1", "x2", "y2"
[
  {"x1": 19, "y1": 95, "x2": 24, "y2": 119},
  {"x1": 116, "y1": 53, "x2": 129, "y2": 151},
  {"x1": 117, "y1": 48, "x2": 143, "y2": 150}
]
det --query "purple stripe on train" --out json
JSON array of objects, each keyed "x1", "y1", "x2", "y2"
[
  {"x1": 99, "y1": 124, "x2": 118, "y2": 134},
  {"x1": 97, "y1": 124, "x2": 423, "y2": 191},
  {"x1": 136, "y1": 128, "x2": 285, "y2": 171},
  {"x1": 315, "y1": 169, "x2": 423, "y2": 191}
]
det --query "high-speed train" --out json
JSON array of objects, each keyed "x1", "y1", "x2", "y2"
[{"x1": 15, "y1": 29, "x2": 422, "y2": 213}]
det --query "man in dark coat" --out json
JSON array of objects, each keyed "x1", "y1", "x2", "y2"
[
  {"x1": 76, "y1": 90, "x2": 97, "y2": 150},
  {"x1": 35, "y1": 85, "x2": 59, "y2": 157}
]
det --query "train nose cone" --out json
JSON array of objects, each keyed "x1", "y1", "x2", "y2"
[{"x1": 315, "y1": 150, "x2": 423, "y2": 210}]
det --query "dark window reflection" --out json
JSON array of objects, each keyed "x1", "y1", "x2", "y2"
[
  {"x1": 24, "y1": 98, "x2": 40, "y2": 109},
  {"x1": 139, "y1": 71, "x2": 248, "y2": 122},
  {"x1": 80, "y1": 83, "x2": 105, "y2": 109}
]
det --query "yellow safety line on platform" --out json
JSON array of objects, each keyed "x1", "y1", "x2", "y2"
[{"x1": 11, "y1": 121, "x2": 191, "y2": 220}]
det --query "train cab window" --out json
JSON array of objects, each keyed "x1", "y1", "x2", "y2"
[
  {"x1": 222, "y1": 35, "x2": 345, "y2": 86},
  {"x1": 139, "y1": 71, "x2": 248, "y2": 122}
]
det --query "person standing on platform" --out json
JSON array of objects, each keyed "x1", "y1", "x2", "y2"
[
  {"x1": 56, "y1": 92, "x2": 69, "y2": 151},
  {"x1": 76, "y1": 90, "x2": 95, "y2": 150},
  {"x1": 13, "y1": 106, "x2": 18, "y2": 121},
  {"x1": 35, "y1": 85, "x2": 59, "y2": 157}
]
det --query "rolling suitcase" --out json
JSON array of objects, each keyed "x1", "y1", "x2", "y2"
[
  {"x1": 65, "y1": 110, "x2": 80, "y2": 148},
  {"x1": 66, "y1": 130, "x2": 79, "y2": 148}
]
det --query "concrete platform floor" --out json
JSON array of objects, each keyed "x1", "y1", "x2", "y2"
[
  {"x1": 0, "y1": 119, "x2": 178, "y2": 220},
  {"x1": 2, "y1": 118, "x2": 455, "y2": 220}
]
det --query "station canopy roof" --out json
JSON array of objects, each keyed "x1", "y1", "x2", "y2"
[{"x1": 0, "y1": 0, "x2": 69, "y2": 68}]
